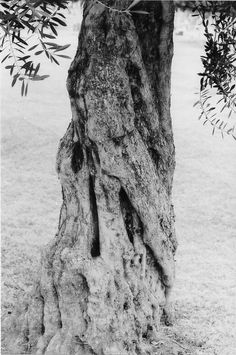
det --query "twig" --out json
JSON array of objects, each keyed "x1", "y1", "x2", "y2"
[{"x1": 96, "y1": 0, "x2": 130, "y2": 14}]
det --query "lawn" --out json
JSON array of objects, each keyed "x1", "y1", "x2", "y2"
[{"x1": 1, "y1": 6, "x2": 236, "y2": 355}]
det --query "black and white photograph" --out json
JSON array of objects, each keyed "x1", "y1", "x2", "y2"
[{"x1": 1, "y1": 1, "x2": 236, "y2": 354}]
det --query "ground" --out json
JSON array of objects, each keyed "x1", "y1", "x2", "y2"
[{"x1": 1, "y1": 6, "x2": 236, "y2": 355}]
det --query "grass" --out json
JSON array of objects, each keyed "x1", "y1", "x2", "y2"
[{"x1": 1, "y1": 7, "x2": 236, "y2": 355}]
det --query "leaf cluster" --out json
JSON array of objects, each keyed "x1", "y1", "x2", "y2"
[
  {"x1": 194, "y1": 1, "x2": 236, "y2": 139},
  {"x1": 0, "y1": 0, "x2": 71, "y2": 95}
]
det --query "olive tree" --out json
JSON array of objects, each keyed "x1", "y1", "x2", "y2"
[{"x1": 1, "y1": 0, "x2": 235, "y2": 354}]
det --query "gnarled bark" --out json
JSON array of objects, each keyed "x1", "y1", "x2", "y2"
[{"x1": 7, "y1": 1, "x2": 177, "y2": 354}]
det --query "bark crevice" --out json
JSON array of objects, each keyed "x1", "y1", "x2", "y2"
[
  {"x1": 71, "y1": 141, "x2": 84, "y2": 174},
  {"x1": 89, "y1": 174, "x2": 100, "y2": 257},
  {"x1": 119, "y1": 186, "x2": 143, "y2": 248}
]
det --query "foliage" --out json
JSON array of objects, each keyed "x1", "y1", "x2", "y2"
[
  {"x1": 187, "y1": 1, "x2": 236, "y2": 139},
  {"x1": 0, "y1": 0, "x2": 70, "y2": 95}
]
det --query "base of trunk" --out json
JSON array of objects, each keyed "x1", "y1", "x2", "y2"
[{"x1": 4, "y1": 243, "x2": 172, "y2": 355}]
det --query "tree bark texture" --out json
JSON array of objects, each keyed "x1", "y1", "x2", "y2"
[{"x1": 9, "y1": 1, "x2": 177, "y2": 354}]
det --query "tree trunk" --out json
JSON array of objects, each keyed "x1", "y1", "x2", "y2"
[{"x1": 9, "y1": 1, "x2": 177, "y2": 354}]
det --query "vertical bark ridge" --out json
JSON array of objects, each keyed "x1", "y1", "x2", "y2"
[{"x1": 132, "y1": 1, "x2": 175, "y2": 192}]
